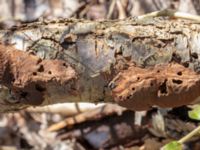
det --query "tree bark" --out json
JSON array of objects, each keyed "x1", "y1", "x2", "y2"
[{"x1": 1, "y1": 16, "x2": 200, "y2": 112}]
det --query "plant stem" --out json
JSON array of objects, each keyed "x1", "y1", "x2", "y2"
[{"x1": 178, "y1": 125, "x2": 200, "y2": 144}]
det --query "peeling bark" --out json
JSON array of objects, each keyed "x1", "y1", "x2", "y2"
[{"x1": 1, "y1": 15, "x2": 200, "y2": 111}]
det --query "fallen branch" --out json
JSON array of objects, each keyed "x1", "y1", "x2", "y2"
[{"x1": 1, "y1": 10, "x2": 200, "y2": 112}]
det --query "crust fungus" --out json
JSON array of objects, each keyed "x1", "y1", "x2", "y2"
[
  {"x1": 110, "y1": 63, "x2": 200, "y2": 110},
  {"x1": 0, "y1": 44, "x2": 77, "y2": 107}
]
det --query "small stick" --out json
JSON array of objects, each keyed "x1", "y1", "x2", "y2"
[
  {"x1": 178, "y1": 125, "x2": 200, "y2": 144},
  {"x1": 47, "y1": 104, "x2": 125, "y2": 132},
  {"x1": 138, "y1": 9, "x2": 200, "y2": 22}
]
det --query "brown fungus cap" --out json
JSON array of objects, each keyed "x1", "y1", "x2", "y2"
[
  {"x1": 111, "y1": 63, "x2": 200, "y2": 110},
  {"x1": 0, "y1": 44, "x2": 77, "y2": 106}
]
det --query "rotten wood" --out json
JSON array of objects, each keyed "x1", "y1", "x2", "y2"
[{"x1": 1, "y1": 11, "x2": 200, "y2": 111}]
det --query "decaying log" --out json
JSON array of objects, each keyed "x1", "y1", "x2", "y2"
[{"x1": 1, "y1": 11, "x2": 200, "y2": 111}]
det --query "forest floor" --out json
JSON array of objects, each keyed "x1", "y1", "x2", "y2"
[{"x1": 0, "y1": 0, "x2": 200, "y2": 150}]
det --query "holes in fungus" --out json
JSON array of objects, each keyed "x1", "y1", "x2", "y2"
[
  {"x1": 35, "y1": 84, "x2": 46, "y2": 92},
  {"x1": 63, "y1": 63, "x2": 68, "y2": 67},
  {"x1": 172, "y1": 79, "x2": 183, "y2": 84},
  {"x1": 48, "y1": 71, "x2": 52, "y2": 75},
  {"x1": 177, "y1": 71, "x2": 182, "y2": 76},
  {"x1": 37, "y1": 65, "x2": 44, "y2": 72},
  {"x1": 33, "y1": 65, "x2": 44, "y2": 76},
  {"x1": 159, "y1": 79, "x2": 168, "y2": 94},
  {"x1": 127, "y1": 95, "x2": 131, "y2": 99}
]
